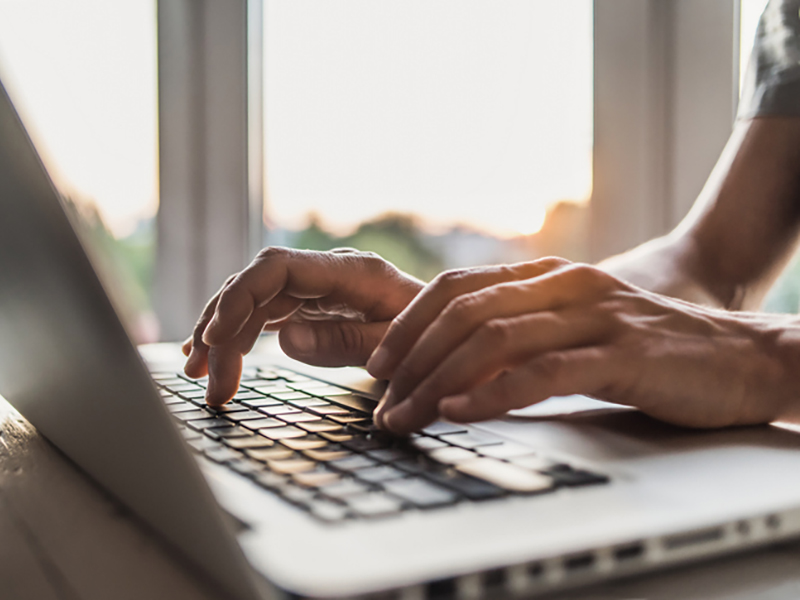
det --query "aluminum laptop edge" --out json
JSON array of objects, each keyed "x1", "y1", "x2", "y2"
[{"x1": 3, "y1": 77, "x2": 800, "y2": 600}]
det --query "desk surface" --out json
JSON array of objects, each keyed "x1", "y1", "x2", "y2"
[{"x1": 2, "y1": 398, "x2": 800, "y2": 600}]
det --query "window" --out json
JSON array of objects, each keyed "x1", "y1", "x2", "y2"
[
  {"x1": 0, "y1": 0, "x2": 159, "y2": 341},
  {"x1": 262, "y1": 1, "x2": 593, "y2": 281}
]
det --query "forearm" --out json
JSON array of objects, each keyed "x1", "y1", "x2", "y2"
[{"x1": 600, "y1": 117, "x2": 800, "y2": 311}]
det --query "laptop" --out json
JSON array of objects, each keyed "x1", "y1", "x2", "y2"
[{"x1": 3, "y1": 76, "x2": 800, "y2": 600}]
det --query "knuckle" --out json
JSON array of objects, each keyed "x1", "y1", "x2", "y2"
[
  {"x1": 432, "y1": 268, "x2": 471, "y2": 293},
  {"x1": 476, "y1": 318, "x2": 514, "y2": 349},
  {"x1": 527, "y1": 352, "x2": 568, "y2": 385},
  {"x1": 565, "y1": 263, "x2": 617, "y2": 292},
  {"x1": 254, "y1": 246, "x2": 290, "y2": 263},
  {"x1": 533, "y1": 256, "x2": 572, "y2": 271},
  {"x1": 442, "y1": 292, "x2": 481, "y2": 321}
]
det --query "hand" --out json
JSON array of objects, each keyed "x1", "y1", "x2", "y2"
[
  {"x1": 366, "y1": 258, "x2": 795, "y2": 435},
  {"x1": 183, "y1": 247, "x2": 423, "y2": 405}
]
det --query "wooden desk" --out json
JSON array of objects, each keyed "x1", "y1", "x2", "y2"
[{"x1": 3, "y1": 397, "x2": 800, "y2": 600}]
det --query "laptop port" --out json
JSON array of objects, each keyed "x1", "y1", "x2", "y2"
[
  {"x1": 766, "y1": 514, "x2": 782, "y2": 530},
  {"x1": 613, "y1": 542, "x2": 644, "y2": 562},
  {"x1": 564, "y1": 553, "x2": 595, "y2": 571},
  {"x1": 426, "y1": 578, "x2": 456, "y2": 599},
  {"x1": 664, "y1": 526, "x2": 724, "y2": 551},
  {"x1": 483, "y1": 568, "x2": 506, "y2": 589},
  {"x1": 527, "y1": 562, "x2": 543, "y2": 579}
]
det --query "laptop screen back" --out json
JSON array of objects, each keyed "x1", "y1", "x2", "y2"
[{"x1": 0, "y1": 80, "x2": 261, "y2": 600}]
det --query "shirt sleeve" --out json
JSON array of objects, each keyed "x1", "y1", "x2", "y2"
[{"x1": 738, "y1": 0, "x2": 800, "y2": 119}]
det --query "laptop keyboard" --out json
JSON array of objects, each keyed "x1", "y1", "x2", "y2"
[{"x1": 153, "y1": 367, "x2": 609, "y2": 523}]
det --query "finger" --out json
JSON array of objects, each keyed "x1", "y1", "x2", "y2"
[
  {"x1": 203, "y1": 248, "x2": 419, "y2": 346},
  {"x1": 279, "y1": 320, "x2": 391, "y2": 367},
  {"x1": 181, "y1": 337, "x2": 192, "y2": 356},
  {"x1": 184, "y1": 275, "x2": 236, "y2": 378},
  {"x1": 377, "y1": 278, "x2": 570, "y2": 418},
  {"x1": 378, "y1": 310, "x2": 609, "y2": 434},
  {"x1": 437, "y1": 346, "x2": 624, "y2": 425},
  {"x1": 366, "y1": 258, "x2": 570, "y2": 380},
  {"x1": 205, "y1": 304, "x2": 279, "y2": 405}
]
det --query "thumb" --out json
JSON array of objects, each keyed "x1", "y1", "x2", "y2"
[{"x1": 278, "y1": 320, "x2": 390, "y2": 367}]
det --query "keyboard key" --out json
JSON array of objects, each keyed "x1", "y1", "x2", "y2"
[
  {"x1": 410, "y1": 436, "x2": 448, "y2": 452},
  {"x1": 187, "y1": 417, "x2": 233, "y2": 430},
  {"x1": 367, "y1": 448, "x2": 416, "y2": 463},
  {"x1": 179, "y1": 389, "x2": 208, "y2": 400},
  {"x1": 346, "y1": 493, "x2": 404, "y2": 518},
  {"x1": 303, "y1": 448, "x2": 352, "y2": 462},
  {"x1": 220, "y1": 410, "x2": 267, "y2": 422},
  {"x1": 269, "y1": 391, "x2": 312, "y2": 401},
  {"x1": 328, "y1": 413, "x2": 371, "y2": 424},
  {"x1": 456, "y1": 459, "x2": 554, "y2": 493},
  {"x1": 259, "y1": 405, "x2": 302, "y2": 417},
  {"x1": 383, "y1": 478, "x2": 458, "y2": 508},
  {"x1": 241, "y1": 398, "x2": 283, "y2": 409},
  {"x1": 320, "y1": 479, "x2": 371, "y2": 500},
  {"x1": 268, "y1": 458, "x2": 317, "y2": 474},
  {"x1": 319, "y1": 431, "x2": 354, "y2": 443},
  {"x1": 309, "y1": 500, "x2": 349, "y2": 522},
  {"x1": 297, "y1": 420, "x2": 343, "y2": 434},
  {"x1": 204, "y1": 446, "x2": 240, "y2": 463},
  {"x1": 168, "y1": 403, "x2": 203, "y2": 414},
  {"x1": 173, "y1": 409, "x2": 212, "y2": 422},
  {"x1": 508, "y1": 455, "x2": 557, "y2": 472},
  {"x1": 428, "y1": 447, "x2": 478, "y2": 465},
  {"x1": 178, "y1": 426, "x2": 202, "y2": 441},
  {"x1": 254, "y1": 471, "x2": 289, "y2": 490},
  {"x1": 280, "y1": 485, "x2": 316, "y2": 505},
  {"x1": 544, "y1": 468, "x2": 609, "y2": 487},
  {"x1": 355, "y1": 465, "x2": 407, "y2": 484},
  {"x1": 341, "y1": 437, "x2": 383, "y2": 452},
  {"x1": 280, "y1": 436, "x2": 329, "y2": 451},
  {"x1": 253, "y1": 385, "x2": 294, "y2": 395},
  {"x1": 166, "y1": 383, "x2": 204, "y2": 393},
  {"x1": 206, "y1": 425, "x2": 253, "y2": 439},
  {"x1": 288, "y1": 398, "x2": 329, "y2": 408},
  {"x1": 325, "y1": 394, "x2": 375, "y2": 414},
  {"x1": 307, "y1": 405, "x2": 351, "y2": 416},
  {"x1": 228, "y1": 458, "x2": 265, "y2": 476},
  {"x1": 232, "y1": 391, "x2": 267, "y2": 401},
  {"x1": 422, "y1": 422, "x2": 468, "y2": 437},
  {"x1": 205, "y1": 402, "x2": 249, "y2": 413},
  {"x1": 242, "y1": 418, "x2": 286, "y2": 430},
  {"x1": 224, "y1": 436, "x2": 275, "y2": 450},
  {"x1": 260, "y1": 426, "x2": 307, "y2": 440},
  {"x1": 477, "y1": 442, "x2": 536, "y2": 459},
  {"x1": 439, "y1": 431, "x2": 504, "y2": 449},
  {"x1": 424, "y1": 471, "x2": 505, "y2": 501},
  {"x1": 187, "y1": 437, "x2": 221, "y2": 453},
  {"x1": 292, "y1": 466, "x2": 341, "y2": 488},
  {"x1": 329, "y1": 455, "x2": 378, "y2": 472},
  {"x1": 247, "y1": 447, "x2": 294, "y2": 462},
  {"x1": 280, "y1": 412, "x2": 322, "y2": 424}
]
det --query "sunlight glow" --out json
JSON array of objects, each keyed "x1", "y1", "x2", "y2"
[{"x1": 0, "y1": 0, "x2": 158, "y2": 238}]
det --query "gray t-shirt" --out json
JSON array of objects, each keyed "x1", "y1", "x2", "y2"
[{"x1": 739, "y1": 0, "x2": 800, "y2": 118}]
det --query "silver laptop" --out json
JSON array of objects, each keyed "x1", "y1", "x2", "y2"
[{"x1": 3, "y1": 77, "x2": 800, "y2": 600}]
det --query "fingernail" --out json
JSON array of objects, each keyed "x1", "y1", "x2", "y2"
[
  {"x1": 285, "y1": 324, "x2": 316, "y2": 355},
  {"x1": 373, "y1": 393, "x2": 391, "y2": 428},
  {"x1": 366, "y1": 346, "x2": 389, "y2": 377}
]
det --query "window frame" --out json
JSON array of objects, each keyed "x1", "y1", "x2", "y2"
[{"x1": 155, "y1": 0, "x2": 740, "y2": 338}]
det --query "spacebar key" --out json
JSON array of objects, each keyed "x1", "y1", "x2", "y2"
[{"x1": 383, "y1": 478, "x2": 458, "y2": 508}]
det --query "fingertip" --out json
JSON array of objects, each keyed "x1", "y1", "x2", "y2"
[{"x1": 181, "y1": 337, "x2": 192, "y2": 356}]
